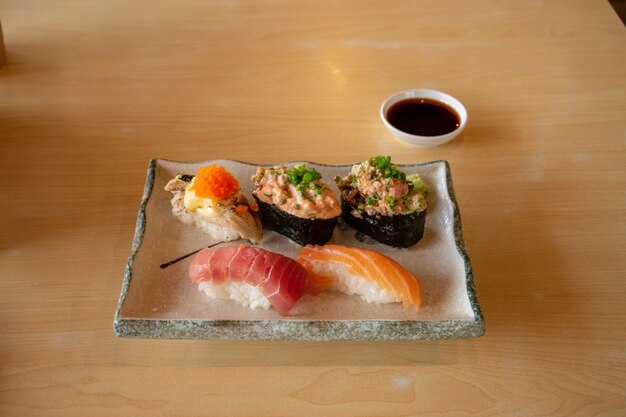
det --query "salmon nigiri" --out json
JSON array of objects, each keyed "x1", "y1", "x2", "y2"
[
  {"x1": 297, "y1": 244, "x2": 421, "y2": 309},
  {"x1": 189, "y1": 245, "x2": 321, "y2": 315}
]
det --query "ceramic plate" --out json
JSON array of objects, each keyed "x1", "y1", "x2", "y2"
[{"x1": 114, "y1": 159, "x2": 484, "y2": 340}]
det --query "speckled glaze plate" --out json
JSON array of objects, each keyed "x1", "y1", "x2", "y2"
[{"x1": 114, "y1": 159, "x2": 484, "y2": 340}]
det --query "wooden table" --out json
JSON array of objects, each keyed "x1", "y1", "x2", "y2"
[{"x1": 1, "y1": 0, "x2": 625, "y2": 415}]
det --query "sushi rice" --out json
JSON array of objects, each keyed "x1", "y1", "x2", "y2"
[
  {"x1": 303, "y1": 260, "x2": 398, "y2": 304},
  {"x1": 198, "y1": 281, "x2": 271, "y2": 310}
]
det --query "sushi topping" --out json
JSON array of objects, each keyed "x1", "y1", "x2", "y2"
[
  {"x1": 373, "y1": 156, "x2": 406, "y2": 180},
  {"x1": 190, "y1": 164, "x2": 240, "y2": 200},
  {"x1": 252, "y1": 165, "x2": 340, "y2": 220},
  {"x1": 335, "y1": 156, "x2": 429, "y2": 217},
  {"x1": 286, "y1": 164, "x2": 323, "y2": 194},
  {"x1": 180, "y1": 164, "x2": 256, "y2": 218}
]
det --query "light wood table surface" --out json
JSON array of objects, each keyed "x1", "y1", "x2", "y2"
[{"x1": 1, "y1": 0, "x2": 625, "y2": 415}]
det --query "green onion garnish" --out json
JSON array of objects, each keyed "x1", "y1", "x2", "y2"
[{"x1": 287, "y1": 164, "x2": 323, "y2": 193}]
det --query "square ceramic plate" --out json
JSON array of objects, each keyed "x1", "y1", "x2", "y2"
[{"x1": 114, "y1": 159, "x2": 484, "y2": 340}]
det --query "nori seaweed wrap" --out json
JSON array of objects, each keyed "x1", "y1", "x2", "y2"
[
  {"x1": 335, "y1": 156, "x2": 429, "y2": 248},
  {"x1": 252, "y1": 165, "x2": 340, "y2": 246},
  {"x1": 340, "y1": 199, "x2": 426, "y2": 248},
  {"x1": 253, "y1": 196, "x2": 338, "y2": 245}
]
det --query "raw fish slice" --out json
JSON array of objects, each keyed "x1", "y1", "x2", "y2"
[
  {"x1": 226, "y1": 245, "x2": 257, "y2": 280},
  {"x1": 189, "y1": 245, "x2": 319, "y2": 315},
  {"x1": 297, "y1": 244, "x2": 421, "y2": 309}
]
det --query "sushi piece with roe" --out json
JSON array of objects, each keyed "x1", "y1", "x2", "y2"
[{"x1": 165, "y1": 164, "x2": 262, "y2": 243}]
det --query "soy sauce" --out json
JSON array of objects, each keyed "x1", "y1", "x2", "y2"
[{"x1": 386, "y1": 98, "x2": 460, "y2": 136}]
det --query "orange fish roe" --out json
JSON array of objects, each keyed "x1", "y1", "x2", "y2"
[
  {"x1": 234, "y1": 204, "x2": 248, "y2": 214},
  {"x1": 190, "y1": 164, "x2": 239, "y2": 200}
]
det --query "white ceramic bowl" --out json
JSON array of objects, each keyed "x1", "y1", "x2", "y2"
[{"x1": 380, "y1": 89, "x2": 467, "y2": 147}]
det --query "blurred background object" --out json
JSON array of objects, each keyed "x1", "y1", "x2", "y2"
[
  {"x1": 0, "y1": 20, "x2": 5, "y2": 67},
  {"x1": 610, "y1": 0, "x2": 626, "y2": 24}
]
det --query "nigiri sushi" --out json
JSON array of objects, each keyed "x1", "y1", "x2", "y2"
[
  {"x1": 189, "y1": 245, "x2": 321, "y2": 315},
  {"x1": 165, "y1": 164, "x2": 262, "y2": 244},
  {"x1": 297, "y1": 244, "x2": 421, "y2": 309},
  {"x1": 334, "y1": 156, "x2": 428, "y2": 248},
  {"x1": 251, "y1": 164, "x2": 340, "y2": 246}
]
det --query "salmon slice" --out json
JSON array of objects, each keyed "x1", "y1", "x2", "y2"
[{"x1": 297, "y1": 244, "x2": 421, "y2": 309}]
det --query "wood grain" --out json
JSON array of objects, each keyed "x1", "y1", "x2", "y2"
[{"x1": 1, "y1": 0, "x2": 625, "y2": 415}]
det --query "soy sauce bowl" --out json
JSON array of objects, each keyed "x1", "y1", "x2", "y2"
[{"x1": 381, "y1": 89, "x2": 467, "y2": 147}]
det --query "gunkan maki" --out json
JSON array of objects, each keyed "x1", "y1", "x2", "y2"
[
  {"x1": 251, "y1": 164, "x2": 340, "y2": 245},
  {"x1": 334, "y1": 156, "x2": 429, "y2": 248}
]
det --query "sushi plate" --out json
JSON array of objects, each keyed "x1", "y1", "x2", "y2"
[{"x1": 114, "y1": 159, "x2": 484, "y2": 340}]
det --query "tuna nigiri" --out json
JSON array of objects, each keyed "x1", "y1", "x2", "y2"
[
  {"x1": 297, "y1": 244, "x2": 421, "y2": 309},
  {"x1": 189, "y1": 245, "x2": 320, "y2": 315}
]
